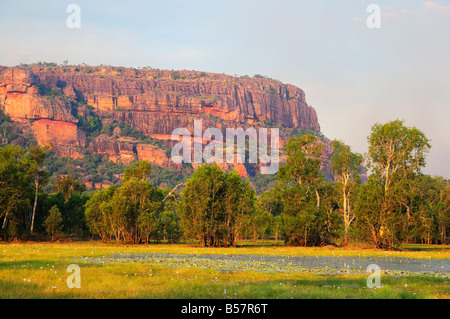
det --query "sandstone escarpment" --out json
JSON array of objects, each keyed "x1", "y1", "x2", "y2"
[
  {"x1": 0, "y1": 67, "x2": 83, "y2": 157},
  {"x1": 88, "y1": 134, "x2": 171, "y2": 167},
  {"x1": 0, "y1": 64, "x2": 323, "y2": 177}
]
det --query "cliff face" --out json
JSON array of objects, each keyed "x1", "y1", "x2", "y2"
[{"x1": 0, "y1": 65, "x2": 323, "y2": 177}]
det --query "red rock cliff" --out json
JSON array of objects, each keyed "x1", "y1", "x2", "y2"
[{"x1": 0, "y1": 65, "x2": 323, "y2": 176}]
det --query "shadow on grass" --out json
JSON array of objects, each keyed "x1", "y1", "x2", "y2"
[{"x1": 0, "y1": 260, "x2": 59, "y2": 270}]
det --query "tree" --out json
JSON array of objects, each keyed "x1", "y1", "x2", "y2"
[
  {"x1": 281, "y1": 184, "x2": 317, "y2": 245},
  {"x1": 52, "y1": 174, "x2": 86, "y2": 202},
  {"x1": 123, "y1": 160, "x2": 152, "y2": 182},
  {"x1": 85, "y1": 185, "x2": 117, "y2": 241},
  {"x1": 367, "y1": 120, "x2": 430, "y2": 194},
  {"x1": 278, "y1": 134, "x2": 322, "y2": 187},
  {"x1": 440, "y1": 181, "x2": 450, "y2": 244},
  {"x1": 314, "y1": 181, "x2": 341, "y2": 245},
  {"x1": 84, "y1": 161, "x2": 165, "y2": 244},
  {"x1": 159, "y1": 211, "x2": 181, "y2": 243},
  {"x1": 27, "y1": 145, "x2": 52, "y2": 234},
  {"x1": 271, "y1": 214, "x2": 284, "y2": 245},
  {"x1": 178, "y1": 164, "x2": 256, "y2": 247},
  {"x1": 115, "y1": 177, "x2": 163, "y2": 243},
  {"x1": 360, "y1": 120, "x2": 431, "y2": 248},
  {"x1": 406, "y1": 175, "x2": 449, "y2": 244},
  {"x1": 355, "y1": 175, "x2": 385, "y2": 246},
  {"x1": 63, "y1": 192, "x2": 90, "y2": 237},
  {"x1": 43, "y1": 205, "x2": 63, "y2": 241},
  {"x1": 255, "y1": 187, "x2": 284, "y2": 243},
  {"x1": 179, "y1": 164, "x2": 226, "y2": 247},
  {"x1": 246, "y1": 209, "x2": 270, "y2": 243},
  {"x1": 276, "y1": 134, "x2": 323, "y2": 246},
  {"x1": 0, "y1": 145, "x2": 33, "y2": 237},
  {"x1": 330, "y1": 140, "x2": 362, "y2": 246},
  {"x1": 222, "y1": 170, "x2": 256, "y2": 246}
]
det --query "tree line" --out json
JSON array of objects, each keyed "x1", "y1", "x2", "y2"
[{"x1": 0, "y1": 119, "x2": 448, "y2": 248}]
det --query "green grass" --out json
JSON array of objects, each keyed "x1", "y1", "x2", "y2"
[{"x1": 0, "y1": 242, "x2": 448, "y2": 299}]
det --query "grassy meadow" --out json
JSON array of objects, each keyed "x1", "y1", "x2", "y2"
[{"x1": 0, "y1": 241, "x2": 448, "y2": 299}]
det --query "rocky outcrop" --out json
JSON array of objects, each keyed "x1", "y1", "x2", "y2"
[
  {"x1": 0, "y1": 65, "x2": 323, "y2": 177},
  {"x1": 0, "y1": 67, "x2": 84, "y2": 157},
  {"x1": 4, "y1": 65, "x2": 320, "y2": 129},
  {"x1": 88, "y1": 134, "x2": 171, "y2": 167}
]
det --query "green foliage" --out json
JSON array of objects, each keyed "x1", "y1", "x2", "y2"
[
  {"x1": 281, "y1": 184, "x2": 317, "y2": 245},
  {"x1": 159, "y1": 210, "x2": 181, "y2": 243},
  {"x1": 0, "y1": 109, "x2": 37, "y2": 148},
  {"x1": 331, "y1": 140, "x2": 362, "y2": 181},
  {"x1": 35, "y1": 190, "x2": 88, "y2": 238},
  {"x1": 357, "y1": 120, "x2": 432, "y2": 249},
  {"x1": 0, "y1": 106, "x2": 448, "y2": 248},
  {"x1": 277, "y1": 134, "x2": 323, "y2": 186},
  {"x1": 264, "y1": 118, "x2": 273, "y2": 127},
  {"x1": 123, "y1": 160, "x2": 152, "y2": 182},
  {"x1": 330, "y1": 140, "x2": 363, "y2": 246},
  {"x1": 77, "y1": 115, "x2": 102, "y2": 135},
  {"x1": 247, "y1": 172, "x2": 277, "y2": 195},
  {"x1": 275, "y1": 134, "x2": 344, "y2": 246},
  {"x1": 253, "y1": 186, "x2": 286, "y2": 243},
  {"x1": 253, "y1": 74, "x2": 267, "y2": 79},
  {"x1": 84, "y1": 185, "x2": 116, "y2": 241},
  {"x1": 52, "y1": 174, "x2": 86, "y2": 202},
  {"x1": 0, "y1": 145, "x2": 37, "y2": 237},
  {"x1": 263, "y1": 86, "x2": 277, "y2": 95},
  {"x1": 113, "y1": 177, "x2": 164, "y2": 243},
  {"x1": 179, "y1": 164, "x2": 256, "y2": 247},
  {"x1": 84, "y1": 161, "x2": 166, "y2": 243},
  {"x1": 43, "y1": 205, "x2": 63, "y2": 240},
  {"x1": 0, "y1": 109, "x2": 11, "y2": 124},
  {"x1": 291, "y1": 128, "x2": 326, "y2": 142},
  {"x1": 36, "y1": 61, "x2": 58, "y2": 67},
  {"x1": 367, "y1": 119, "x2": 431, "y2": 181},
  {"x1": 28, "y1": 145, "x2": 51, "y2": 234},
  {"x1": 171, "y1": 72, "x2": 181, "y2": 80},
  {"x1": 397, "y1": 175, "x2": 449, "y2": 245},
  {"x1": 38, "y1": 84, "x2": 64, "y2": 98},
  {"x1": 149, "y1": 164, "x2": 192, "y2": 189}
]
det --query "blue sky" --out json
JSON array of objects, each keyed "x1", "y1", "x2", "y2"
[{"x1": 1, "y1": 0, "x2": 449, "y2": 178}]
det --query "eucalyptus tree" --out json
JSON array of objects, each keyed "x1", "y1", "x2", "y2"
[
  {"x1": 84, "y1": 185, "x2": 117, "y2": 241},
  {"x1": 52, "y1": 173, "x2": 86, "y2": 202},
  {"x1": 276, "y1": 134, "x2": 323, "y2": 245},
  {"x1": 360, "y1": 120, "x2": 431, "y2": 248},
  {"x1": 43, "y1": 205, "x2": 63, "y2": 241},
  {"x1": 28, "y1": 144, "x2": 51, "y2": 234},
  {"x1": 178, "y1": 164, "x2": 256, "y2": 247},
  {"x1": 179, "y1": 164, "x2": 225, "y2": 247},
  {"x1": 330, "y1": 140, "x2": 363, "y2": 246},
  {"x1": 0, "y1": 145, "x2": 33, "y2": 236}
]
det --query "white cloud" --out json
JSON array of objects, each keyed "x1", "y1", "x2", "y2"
[
  {"x1": 353, "y1": 17, "x2": 365, "y2": 23},
  {"x1": 354, "y1": 1, "x2": 450, "y2": 23},
  {"x1": 424, "y1": 1, "x2": 450, "y2": 13}
]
